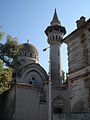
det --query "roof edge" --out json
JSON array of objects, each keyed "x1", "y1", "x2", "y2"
[{"x1": 63, "y1": 18, "x2": 90, "y2": 43}]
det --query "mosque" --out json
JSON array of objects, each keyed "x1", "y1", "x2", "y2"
[{"x1": 0, "y1": 9, "x2": 90, "y2": 120}]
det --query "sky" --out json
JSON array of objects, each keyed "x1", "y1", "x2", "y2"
[{"x1": 0, "y1": 0, "x2": 90, "y2": 74}]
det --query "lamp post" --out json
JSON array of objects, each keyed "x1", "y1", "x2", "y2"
[{"x1": 43, "y1": 47, "x2": 51, "y2": 120}]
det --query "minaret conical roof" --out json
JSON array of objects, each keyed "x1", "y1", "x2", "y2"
[
  {"x1": 50, "y1": 9, "x2": 61, "y2": 26},
  {"x1": 45, "y1": 9, "x2": 66, "y2": 36}
]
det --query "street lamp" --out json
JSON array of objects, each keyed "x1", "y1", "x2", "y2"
[{"x1": 43, "y1": 47, "x2": 51, "y2": 120}]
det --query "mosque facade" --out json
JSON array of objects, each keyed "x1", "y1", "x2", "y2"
[{"x1": 0, "y1": 10, "x2": 90, "y2": 120}]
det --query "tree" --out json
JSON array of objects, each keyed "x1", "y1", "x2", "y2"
[
  {"x1": 0, "y1": 67, "x2": 12, "y2": 94},
  {"x1": 0, "y1": 34, "x2": 21, "y2": 94},
  {"x1": 0, "y1": 35, "x2": 21, "y2": 69},
  {"x1": 0, "y1": 27, "x2": 4, "y2": 41},
  {"x1": 0, "y1": 32, "x2": 4, "y2": 40},
  {"x1": 0, "y1": 60, "x2": 3, "y2": 73}
]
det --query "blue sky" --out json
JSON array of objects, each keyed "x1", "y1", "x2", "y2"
[{"x1": 0, "y1": 0, "x2": 90, "y2": 73}]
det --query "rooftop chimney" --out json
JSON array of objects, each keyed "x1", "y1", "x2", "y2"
[{"x1": 76, "y1": 16, "x2": 86, "y2": 28}]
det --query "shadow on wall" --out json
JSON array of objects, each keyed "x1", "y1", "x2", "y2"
[
  {"x1": 53, "y1": 113, "x2": 90, "y2": 120},
  {"x1": 72, "y1": 100, "x2": 85, "y2": 113}
]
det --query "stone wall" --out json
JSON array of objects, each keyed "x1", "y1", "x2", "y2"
[
  {"x1": 15, "y1": 84, "x2": 48, "y2": 120},
  {"x1": 51, "y1": 86, "x2": 70, "y2": 113},
  {"x1": 67, "y1": 34, "x2": 87, "y2": 73},
  {"x1": 64, "y1": 18, "x2": 90, "y2": 113},
  {"x1": 53, "y1": 113, "x2": 90, "y2": 120},
  {"x1": 69, "y1": 78, "x2": 88, "y2": 113},
  {"x1": 0, "y1": 87, "x2": 15, "y2": 120}
]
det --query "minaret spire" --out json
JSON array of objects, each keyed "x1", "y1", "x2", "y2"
[
  {"x1": 45, "y1": 10, "x2": 66, "y2": 86},
  {"x1": 50, "y1": 9, "x2": 61, "y2": 26}
]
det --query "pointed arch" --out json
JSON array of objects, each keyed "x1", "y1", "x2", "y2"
[{"x1": 52, "y1": 96, "x2": 66, "y2": 114}]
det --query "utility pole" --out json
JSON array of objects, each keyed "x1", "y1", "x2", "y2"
[{"x1": 43, "y1": 47, "x2": 51, "y2": 120}]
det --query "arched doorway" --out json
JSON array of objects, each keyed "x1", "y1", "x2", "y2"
[
  {"x1": 53, "y1": 96, "x2": 65, "y2": 120},
  {"x1": 54, "y1": 107, "x2": 63, "y2": 114}
]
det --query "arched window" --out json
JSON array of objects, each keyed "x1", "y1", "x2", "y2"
[
  {"x1": 56, "y1": 35, "x2": 57, "y2": 40},
  {"x1": 25, "y1": 52, "x2": 27, "y2": 56},
  {"x1": 20, "y1": 52, "x2": 22, "y2": 55},
  {"x1": 59, "y1": 36, "x2": 60, "y2": 40},
  {"x1": 30, "y1": 53, "x2": 32, "y2": 57},
  {"x1": 29, "y1": 81, "x2": 32, "y2": 84},
  {"x1": 35, "y1": 54, "x2": 36, "y2": 59},
  {"x1": 53, "y1": 35, "x2": 54, "y2": 40},
  {"x1": 32, "y1": 76, "x2": 35, "y2": 81}
]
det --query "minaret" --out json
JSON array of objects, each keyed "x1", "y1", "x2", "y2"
[{"x1": 45, "y1": 9, "x2": 66, "y2": 86}]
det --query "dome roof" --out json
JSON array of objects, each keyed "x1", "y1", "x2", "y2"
[
  {"x1": 21, "y1": 43, "x2": 39, "y2": 55},
  {"x1": 19, "y1": 43, "x2": 39, "y2": 61}
]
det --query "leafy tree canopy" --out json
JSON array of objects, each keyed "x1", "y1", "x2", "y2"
[
  {"x1": 0, "y1": 67, "x2": 12, "y2": 94},
  {"x1": 0, "y1": 35, "x2": 21, "y2": 69},
  {"x1": 0, "y1": 32, "x2": 21, "y2": 94},
  {"x1": 0, "y1": 60, "x2": 3, "y2": 73},
  {"x1": 0, "y1": 28, "x2": 4, "y2": 41}
]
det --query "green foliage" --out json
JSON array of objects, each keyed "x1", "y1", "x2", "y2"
[
  {"x1": 0, "y1": 34, "x2": 21, "y2": 94},
  {"x1": 0, "y1": 32, "x2": 4, "y2": 40},
  {"x1": 0, "y1": 88, "x2": 3, "y2": 94},
  {"x1": 0, "y1": 35, "x2": 21, "y2": 69},
  {"x1": 0, "y1": 60, "x2": 3, "y2": 73},
  {"x1": 0, "y1": 26, "x2": 4, "y2": 41},
  {"x1": 0, "y1": 63, "x2": 12, "y2": 94}
]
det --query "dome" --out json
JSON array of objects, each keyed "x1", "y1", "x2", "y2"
[{"x1": 19, "y1": 43, "x2": 39, "y2": 61}]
